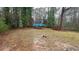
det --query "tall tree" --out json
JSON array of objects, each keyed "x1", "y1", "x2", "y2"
[
  {"x1": 48, "y1": 7, "x2": 55, "y2": 28},
  {"x1": 26, "y1": 7, "x2": 32, "y2": 26},
  {"x1": 3, "y1": 7, "x2": 10, "y2": 25},
  {"x1": 21, "y1": 7, "x2": 27, "y2": 27},
  {"x1": 12, "y1": 7, "x2": 19, "y2": 28},
  {"x1": 59, "y1": 7, "x2": 71, "y2": 30}
]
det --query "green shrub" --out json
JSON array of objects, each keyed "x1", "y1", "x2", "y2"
[{"x1": 0, "y1": 19, "x2": 9, "y2": 32}]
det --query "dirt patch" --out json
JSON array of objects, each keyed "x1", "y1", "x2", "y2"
[
  {"x1": 32, "y1": 33, "x2": 50, "y2": 51},
  {"x1": 0, "y1": 28, "x2": 33, "y2": 51},
  {"x1": 0, "y1": 28, "x2": 79, "y2": 51},
  {"x1": 54, "y1": 41, "x2": 79, "y2": 51}
]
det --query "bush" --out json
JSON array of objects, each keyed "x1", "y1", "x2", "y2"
[{"x1": 0, "y1": 19, "x2": 9, "y2": 32}]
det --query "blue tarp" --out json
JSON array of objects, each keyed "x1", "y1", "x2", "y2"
[{"x1": 32, "y1": 24, "x2": 47, "y2": 27}]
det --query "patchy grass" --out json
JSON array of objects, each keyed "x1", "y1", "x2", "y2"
[
  {"x1": 32, "y1": 28, "x2": 79, "y2": 50},
  {"x1": 0, "y1": 28, "x2": 33, "y2": 51},
  {"x1": 0, "y1": 28, "x2": 79, "y2": 51}
]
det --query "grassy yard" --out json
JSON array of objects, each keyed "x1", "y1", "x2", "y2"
[{"x1": 0, "y1": 28, "x2": 79, "y2": 51}]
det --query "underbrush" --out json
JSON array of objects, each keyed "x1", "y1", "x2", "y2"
[{"x1": 0, "y1": 19, "x2": 9, "y2": 33}]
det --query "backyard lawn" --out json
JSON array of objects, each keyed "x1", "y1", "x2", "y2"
[{"x1": 0, "y1": 28, "x2": 79, "y2": 51}]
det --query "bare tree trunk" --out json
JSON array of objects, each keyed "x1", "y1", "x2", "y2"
[
  {"x1": 59, "y1": 7, "x2": 71, "y2": 30},
  {"x1": 59, "y1": 7, "x2": 65, "y2": 30}
]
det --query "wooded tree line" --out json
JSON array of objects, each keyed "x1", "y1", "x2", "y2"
[
  {"x1": 0, "y1": 7, "x2": 79, "y2": 32},
  {"x1": 32, "y1": 7, "x2": 55, "y2": 28},
  {"x1": 47, "y1": 7, "x2": 79, "y2": 31},
  {"x1": 2, "y1": 7, "x2": 32, "y2": 28},
  {"x1": 60, "y1": 7, "x2": 79, "y2": 31}
]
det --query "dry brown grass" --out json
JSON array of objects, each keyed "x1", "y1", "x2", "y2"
[
  {"x1": 0, "y1": 28, "x2": 79, "y2": 51},
  {"x1": 0, "y1": 28, "x2": 33, "y2": 51},
  {"x1": 32, "y1": 28, "x2": 79, "y2": 50}
]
